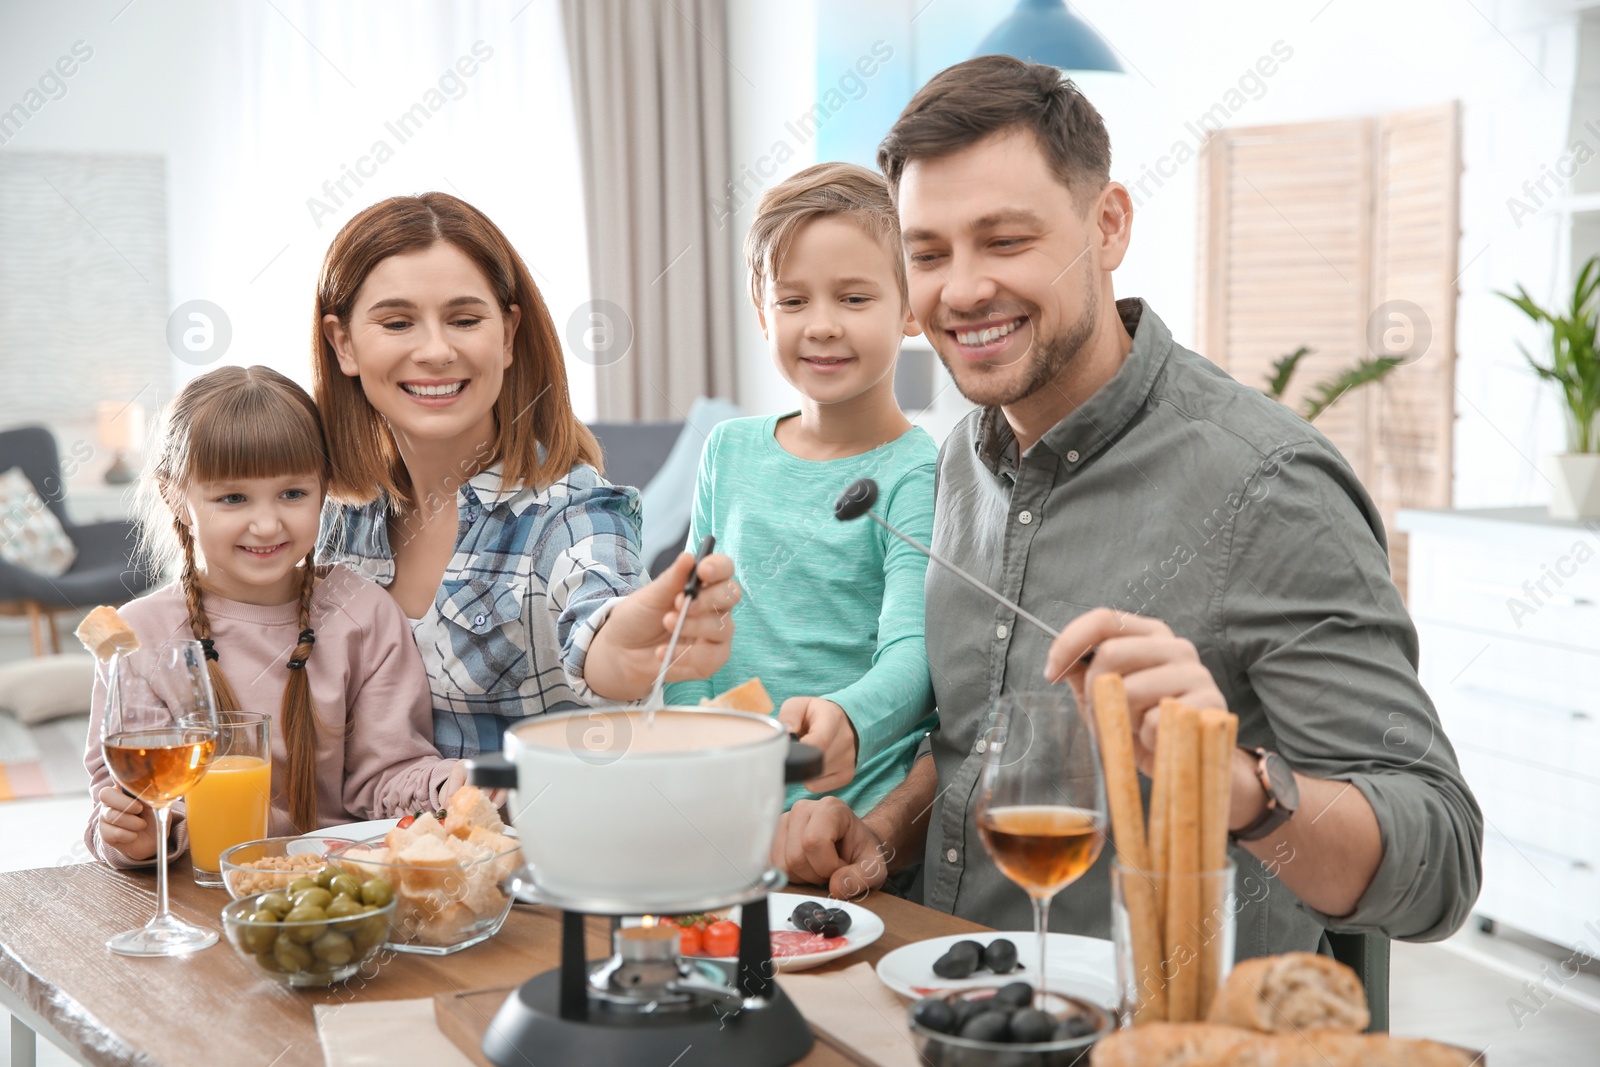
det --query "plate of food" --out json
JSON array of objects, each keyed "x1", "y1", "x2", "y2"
[
  {"x1": 876, "y1": 932, "x2": 1117, "y2": 1005},
  {"x1": 631, "y1": 892, "x2": 884, "y2": 972},
  {"x1": 296, "y1": 817, "x2": 402, "y2": 850}
]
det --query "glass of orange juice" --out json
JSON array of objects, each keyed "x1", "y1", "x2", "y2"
[{"x1": 187, "y1": 711, "x2": 272, "y2": 886}]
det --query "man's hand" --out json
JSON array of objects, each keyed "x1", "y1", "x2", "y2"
[
  {"x1": 778, "y1": 697, "x2": 859, "y2": 793},
  {"x1": 584, "y1": 551, "x2": 742, "y2": 700},
  {"x1": 771, "y1": 796, "x2": 890, "y2": 900},
  {"x1": 1043, "y1": 607, "x2": 1227, "y2": 775},
  {"x1": 96, "y1": 785, "x2": 158, "y2": 861}
]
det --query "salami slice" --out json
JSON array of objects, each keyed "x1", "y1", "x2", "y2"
[{"x1": 770, "y1": 930, "x2": 848, "y2": 958}]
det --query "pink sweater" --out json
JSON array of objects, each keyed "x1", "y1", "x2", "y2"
[{"x1": 84, "y1": 563, "x2": 453, "y2": 868}]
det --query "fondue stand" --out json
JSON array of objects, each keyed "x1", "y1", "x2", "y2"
[{"x1": 470, "y1": 726, "x2": 824, "y2": 1067}]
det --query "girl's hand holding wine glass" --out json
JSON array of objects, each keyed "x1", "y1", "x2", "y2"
[
  {"x1": 89, "y1": 626, "x2": 223, "y2": 956},
  {"x1": 975, "y1": 689, "x2": 1108, "y2": 1011}
]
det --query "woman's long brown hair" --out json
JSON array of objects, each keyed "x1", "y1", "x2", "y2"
[
  {"x1": 310, "y1": 192, "x2": 601, "y2": 509},
  {"x1": 137, "y1": 366, "x2": 330, "y2": 833}
]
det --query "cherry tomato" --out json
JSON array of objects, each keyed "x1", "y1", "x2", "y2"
[
  {"x1": 702, "y1": 920, "x2": 740, "y2": 957},
  {"x1": 397, "y1": 815, "x2": 415, "y2": 829},
  {"x1": 674, "y1": 921, "x2": 703, "y2": 956}
]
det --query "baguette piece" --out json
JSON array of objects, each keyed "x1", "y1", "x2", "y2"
[
  {"x1": 1091, "y1": 1022, "x2": 1255, "y2": 1066},
  {"x1": 701, "y1": 677, "x2": 774, "y2": 714},
  {"x1": 1094, "y1": 1023, "x2": 1475, "y2": 1067},
  {"x1": 1207, "y1": 951, "x2": 1369, "y2": 1034},
  {"x1": 74, "y1": 605, "x2": 140, "y2": 661}
]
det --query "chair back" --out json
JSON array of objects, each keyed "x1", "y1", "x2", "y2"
[
  {"x1": 1324, "y1": 930, "x2": 1389, "y2": 1032},
  {"x1": 0, "y1": 425, "x2": 69, "y2": 528}
]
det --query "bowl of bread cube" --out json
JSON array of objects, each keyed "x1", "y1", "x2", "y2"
[{"x1": 326, "y1": 786, "x2": 523, "y2": 954}]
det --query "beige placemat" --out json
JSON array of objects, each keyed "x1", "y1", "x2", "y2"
[
  {"x1": 316, "y1": 998, "x2": 480, "y2": 1067},
  {"x1": 779, "y1": 962, "x2": 922, "y2": 1067}
]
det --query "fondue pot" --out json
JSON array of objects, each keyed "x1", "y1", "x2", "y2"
[{"x1": 468, "y1": 706, "x2": 823, "y2": 910}]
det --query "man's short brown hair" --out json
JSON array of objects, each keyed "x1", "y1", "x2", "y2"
[
  {"x1": 877, "y1": 55, "x2": 1111, "y2": 205},
  {"x1": 745, "y1": 161, "x2": 907, "y2": 307}
]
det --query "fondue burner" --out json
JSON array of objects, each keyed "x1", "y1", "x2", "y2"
[{"x1": 483, "y1": 870, "x2": 813, "y2": 1067}]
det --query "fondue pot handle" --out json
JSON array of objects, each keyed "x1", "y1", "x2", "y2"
[
  {"x1": 785, "y1": 737, "x2": 825, "y2": 783},
  {"x1": 466, "y1": 753, "x2": 518, "y2": 790}
]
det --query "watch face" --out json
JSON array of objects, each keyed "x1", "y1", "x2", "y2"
[{"x1": 1263, "y1": 752, "x2": 1298, "y2": 810}]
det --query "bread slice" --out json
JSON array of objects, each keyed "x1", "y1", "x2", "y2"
[
  {"x1": 1094, "y1": 1024, "x2": 1475, "y2": 1067},
  {"x1": 394, "y1": 833, "x2": 459, "y2": 893},
  {"x1": 75, "y1": 606, "x2": 140, "y2": 661},
  {"x1": 701, "y1": 677, "x2": 774, "y2": 714},
  {"x1": 443, "y1": 785, "x2": 505, "y2": 837},
  {"x1": 1207, "y1": 951, "x2": 1368, "y2": 1033}
]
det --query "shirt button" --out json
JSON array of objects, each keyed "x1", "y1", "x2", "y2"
[
  {"x1": 473, "y1": 613, "x2": 487, "y2": 628},
  {"x1": 996, "y1": 624, "x2": 1009, "y2": 639},
  {"x1": 975, "y1": 738, "x2": 988, "y2": 754},
  {"x1": 1018, "y1": 510, "x2": 1033, "y2": 525},
  {"x1": 946, "y1": 848, "x2": 959, "y2": 863},
  {"x1": 1066, "y1": 449, "x2": 1080, "y2": 462}
]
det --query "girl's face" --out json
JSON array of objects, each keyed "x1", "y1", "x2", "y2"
[
  {"x1": 322, "y1": 242, "x2": 520, "y2": 461},
  {"x1": 179, "y1": 473, "x2": 324, "y2": 605}
]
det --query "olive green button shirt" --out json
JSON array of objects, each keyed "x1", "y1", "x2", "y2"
[{"x1": 921, "y1": 298, "x2": 1483, "y2": 957}]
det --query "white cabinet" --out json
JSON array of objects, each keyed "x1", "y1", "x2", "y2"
[{"x1": 1398, "y1": 507, "x2": 1600, "y2": 953}]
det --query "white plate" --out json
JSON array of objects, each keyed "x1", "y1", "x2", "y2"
[
  {"x1": 292, "y1": 817, "x2": 401, "y2": 854},
  {"x1": 625, "y1": 892, "x2": 885, "y2": 973},
  {"x1": 875, "y1": 932, "x2": 1117, "y2": 1005}
]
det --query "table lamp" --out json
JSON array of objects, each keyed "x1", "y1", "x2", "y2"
[{"x1": 97, "y1": 401, "x2": 145, "y2": 485}]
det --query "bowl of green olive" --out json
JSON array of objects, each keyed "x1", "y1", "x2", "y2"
[{"x1": 220, "y1": 873, "x2": 397, "y2": 988}]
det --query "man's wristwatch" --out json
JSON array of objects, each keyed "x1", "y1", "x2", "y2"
[{"x1": 1231, "y1": 746, "x2": 1299, "y2": 843}]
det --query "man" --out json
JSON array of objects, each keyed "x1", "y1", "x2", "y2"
[{"x1": 773, "y1": 55, "x2": 1482, "y2": 957}]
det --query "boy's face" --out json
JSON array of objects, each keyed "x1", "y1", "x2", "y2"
[
  {"x1": 758, "y1": 216, "x2": 920, "y2": 409},
  {"x1": 898, "y1": 126, "x2": 1125, "y2": 409}
]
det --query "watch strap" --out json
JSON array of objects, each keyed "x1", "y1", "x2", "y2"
[{"x1": 1231, "y1": 746, "x2": 1293, "y2": 843}]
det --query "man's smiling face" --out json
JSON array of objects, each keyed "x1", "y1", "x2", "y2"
[{"x1": 897, "y1": 126, "x2": 1103, "y2": 410}]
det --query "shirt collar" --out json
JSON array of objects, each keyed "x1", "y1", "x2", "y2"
[
  {"x1": 976, "y1": 297, "x2": 1171, "y2": 473},
  {"x1": 465, "y1": 463, "x2": 525, "y2": 511}
]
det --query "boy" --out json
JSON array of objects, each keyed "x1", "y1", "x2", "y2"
[{"x1": 667, "y1": 162, "x2": 938, "y2": 816}]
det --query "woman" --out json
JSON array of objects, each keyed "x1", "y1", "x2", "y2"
[{"x1": 313, "y1": 193, "x2": 738, "y2": 757}]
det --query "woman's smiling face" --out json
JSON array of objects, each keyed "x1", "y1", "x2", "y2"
[{"x1": 323, "y1": 241, "x2": 520, "y2": 454}]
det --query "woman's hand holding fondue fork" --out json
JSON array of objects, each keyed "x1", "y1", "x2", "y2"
[{"x1": 581, "y1": 550, "x2": 743, "y2": 701}]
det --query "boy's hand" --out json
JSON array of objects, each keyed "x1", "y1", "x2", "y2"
[
  {"x1": 778, "y1": 697, "x2": 859, "y2": 793},
  {"x1": 96, "y1": 784, "x2": 159, "y2": 861}
]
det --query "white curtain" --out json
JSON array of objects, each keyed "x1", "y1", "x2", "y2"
[{"x1": 193, "y1": 1, "x2": 597, "y2": 417}]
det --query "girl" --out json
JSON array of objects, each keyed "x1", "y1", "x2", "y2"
[
  {"x1": 86, "y1": 366, "x2": 464, "y2": 867},
  {"x1": 312, "y1": 193, "x2": 741, "y2": 757}
]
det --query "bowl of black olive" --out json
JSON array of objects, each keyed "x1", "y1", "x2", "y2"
[{"x1": 907, "y1": 980, "x2": 1113, "y2": 1066}]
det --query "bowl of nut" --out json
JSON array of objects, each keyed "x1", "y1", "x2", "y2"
[
  {"x1": 219, "y1": 836, "x2": 341, "y2": 899},
  {"x1": 221, "y1": 876, "x2": 396, "y2": 987}
]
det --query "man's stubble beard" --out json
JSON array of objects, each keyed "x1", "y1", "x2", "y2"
[{"x1": 936, "y1": 272, "x2": 1099, "y2": 410}]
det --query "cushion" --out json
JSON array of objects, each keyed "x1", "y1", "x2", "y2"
[
  {"x1": 0, "y1": 653, "x2": 97, "y2": 725},
  {"x1": 0, "y1": 467, "x2": 76, "y2": 577}
]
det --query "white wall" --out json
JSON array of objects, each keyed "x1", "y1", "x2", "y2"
[{"x1": 724, "y1": 0, "x2": 1581, "y2": 509}]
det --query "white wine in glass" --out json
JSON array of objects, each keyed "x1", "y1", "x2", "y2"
[
  {"x1": 99, "y1": 639, "x2": 221, "y2": 956},
  {"x1": 976, "y1": 690, "x2": 1107, "y2": 1009}
]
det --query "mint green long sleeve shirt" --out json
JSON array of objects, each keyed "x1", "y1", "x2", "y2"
[{"x1": 665, "y1": 414, "x2": 938, "y2": 815}]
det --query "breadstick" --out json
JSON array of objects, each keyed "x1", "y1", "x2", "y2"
[
  {"x1": 1197, "y1": 707, "x2": 1238, "y2": 1016},
  {"x1": 1092, "y1": 674, "x2": 1165, "y2": 1023},
  {"x1": 1147, "y1": 698, "x2": 1180, "y2": 1019},
  {"x1": 1165, "y1": 702, "x2": 1202, "y2": 1022}
]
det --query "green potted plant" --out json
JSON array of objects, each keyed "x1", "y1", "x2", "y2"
[
  {"x1": 1499, "y1": 255, "x2": 1600, "y2": 519},
  {"x1": 1261, "y1": 346, "x2": 1403, "y2": 423}
]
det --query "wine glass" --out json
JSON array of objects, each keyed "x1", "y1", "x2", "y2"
[
  {"x1": 99, "y1": 639, "x2": 221, "y2": 955},
  {"x1": 975, "y1": 690, "x2": 1108, "y2": 1010}
]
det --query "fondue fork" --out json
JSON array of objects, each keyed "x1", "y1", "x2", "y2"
[
  {"x1": 643, "y1": 534, "x2": 717, "y2": 725},
  {"x1": 834, "y1": 478, "x2": 1065, "y2": 641}
]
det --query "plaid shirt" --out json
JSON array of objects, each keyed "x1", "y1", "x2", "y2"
[{"x1": 319, "y1": 463, "x2": 646, "y2": 758}]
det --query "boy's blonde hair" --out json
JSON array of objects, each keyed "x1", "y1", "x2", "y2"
[{"x1": 744, "y1": 162, "x2": 908, "y2": 308}]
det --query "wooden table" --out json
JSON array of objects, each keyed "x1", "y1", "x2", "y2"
[{"x1": 0, "y1": 859, "x2": 987, "y2": 1066}]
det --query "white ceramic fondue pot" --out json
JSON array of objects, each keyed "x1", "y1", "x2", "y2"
[{"x1": 468, "y1": 707, "x2": 823, "y2": 910}]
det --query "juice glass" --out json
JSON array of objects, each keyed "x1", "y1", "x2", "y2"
[{"x1": 187, "y1": 711, "x2": 272, "y2": 886}]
